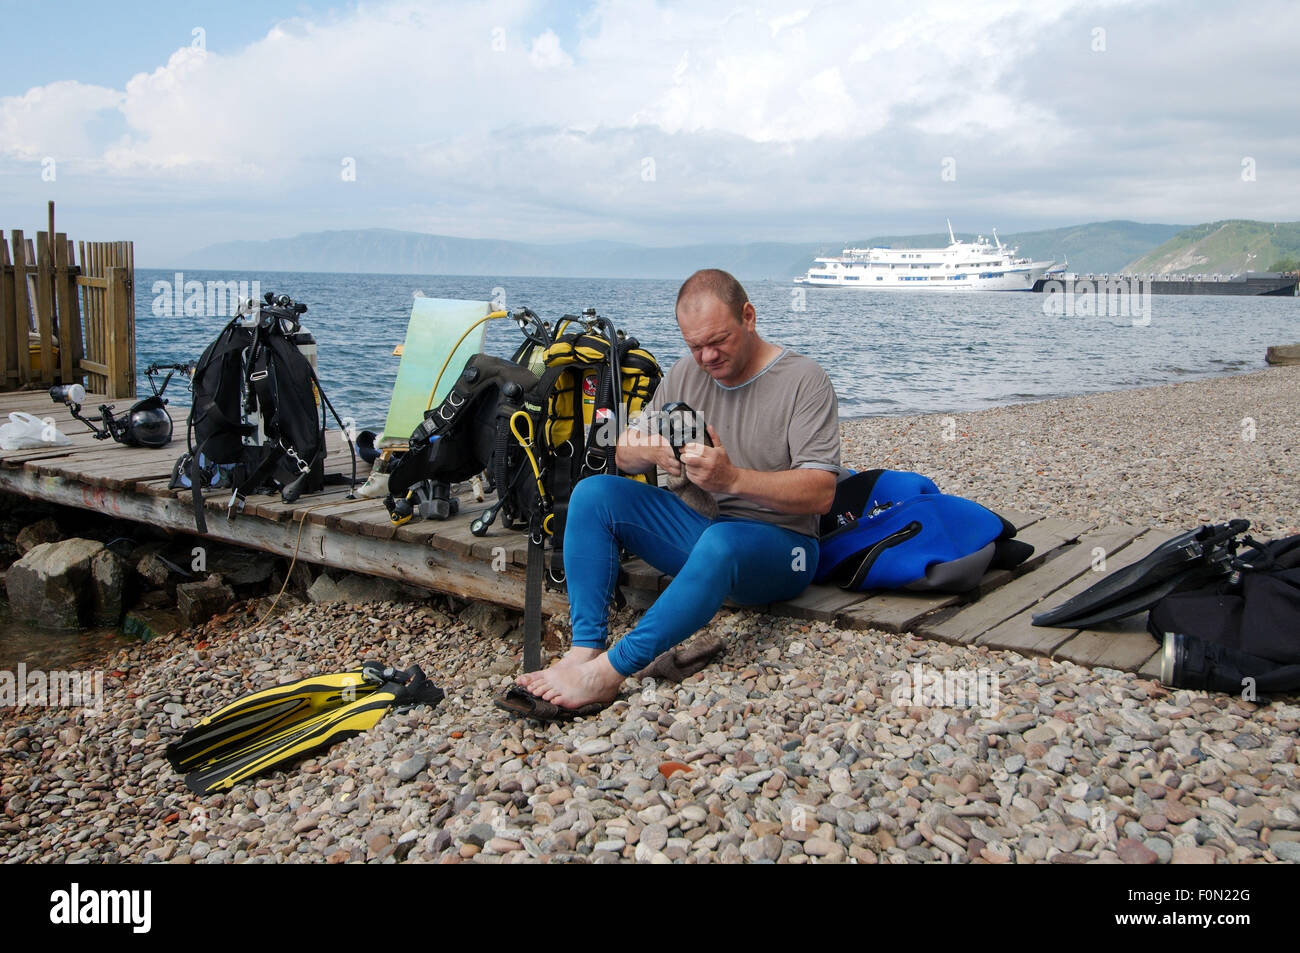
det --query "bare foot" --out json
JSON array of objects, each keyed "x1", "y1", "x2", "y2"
[
  {"x1": 554, "y1": 646, "x2": 603, "y2": 667},
  {"x1": 517, "y1": 655, "x2": 624, "y2": 710},
  {"x1": 516, "y1": 646, "x2": 603, "y2": 691}
]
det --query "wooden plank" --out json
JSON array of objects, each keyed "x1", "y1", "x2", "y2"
[
  {"x1": 921, "y1": 525, "x2": 1144, "y2": 646},
  {"x1": 106, "y1": 243, "x2": 136, "y2": 396},
  {"x1": 27, "y1": 442, "x2": 137, "y2": 468},
  {"x1": 102, "y1": 257, "x2": 115, "y2": 396},
  {"x1": 0, "y1": 388, "x2": 60, "y2": 413},
  {"x1": 106, "y1": 266, "x2": 133, "y2": 397},
  {"x1": 38, "y1": 455, "x2": 178, "y2": 490},
  {"x1": 1, "y1": 445, "x2": 80, "y2": 468},
  {"x1": 466, "y1": 518, "x2": 518, "y2": 562},
  {"x1": 135, "y1": 479, "x2": 179, "y2": 498},
  {"x1": 80, "y1": 241, "x2": 91, "y2": 391},
  {"x1": 247, "y1": 487, "x2": 358, "y2": 523},
  {"x1": 775, "y1": 584, "x2": 871, "y2": 623},
  {"x1": 333, "y1": 503, "x2": 402, "y2": 541},
  {"x1": 96, "y1": 245, "x2": 106, "y2": 391},
  {"x1": 424, "y1": 514, "x2": 485, "y2": 556},
  {"x1": 0, "y1": 233, "x2": 14, "y2": 385},
  {"x1": 53, "y1": 233, "x2": 77, "y2": 384},
  {"x1": 10, "y1": 230, "x2": 34, "y2": 384},
  {"x1": 80, "y1": 465, "x2": 180, "y2": 491},
  {"x1": 30, "y1": 441, "x2": 147, "y2": 468},
  {"x1": 975, "y1": 528, "x2": 1177, "y2": 658},
  {"x1": 89, "y1": 242, "x2": 102, "y2": 394},
  {"x1": 301, "y1": 496, "x2": 379, "y2": 526},
  {"x1": 65, "y1": 238, "x2": 84, "y2": 369},
  {"x1": 392, "y1": 520, "x2": 447, "y2": 546},
  {"x1": 999, "y1": 509, "x2": 1039, "y2": 531},
  {"x1": 79, "y1": 241, "x2": 95, "y2": 392},
  {"x1": 123, "y1": 244, "x2": 135, "y2": 392},
  {"x1": 40, "y1": 442, "x2": 180, "y2": 470},
  {"x1": 1052, "y1": 626, "x2": 1162, "y2": 673},
  {"x1": 34, "y1": 232, "x2": 55, "y2": 380}
]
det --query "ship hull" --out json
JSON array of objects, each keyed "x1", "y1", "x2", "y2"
[{"x1": 795, "y1": 263, "x2": 1051, "y2": 291}]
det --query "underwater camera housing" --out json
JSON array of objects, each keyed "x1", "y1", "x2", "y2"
[
  {"x1": 50, "y1": 363, "x2": 191, "y2": 449},
  {"x1": 658, "y1": 401, "x2": 712, "y2": 458}
]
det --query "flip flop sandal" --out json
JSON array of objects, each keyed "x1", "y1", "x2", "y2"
[
  {"x1": 493, "y1": 685, "x2": 611, "y2": 722},
  {"x1": 633, "y1": 634, "x2": 726, "y2": 684}
]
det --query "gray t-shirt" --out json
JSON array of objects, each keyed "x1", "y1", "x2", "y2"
[{"x1": 633, "y1": 347, "x2": 840, "y2": 536}]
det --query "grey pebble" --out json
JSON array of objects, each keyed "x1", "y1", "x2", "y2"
[
  {"x1": 1271, "y1": 841, "x2": 1300, "y2": 863},
  {"x1": 1144, "y1": 837, "x2": 1172, "y2": 864},
  {"x1": 392, "y1": 753, "x2": 428, "y2": 782}
]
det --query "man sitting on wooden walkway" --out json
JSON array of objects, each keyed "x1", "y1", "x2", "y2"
[{"x1": 503, "y1": 268, "x2": 841, "y2": 718}]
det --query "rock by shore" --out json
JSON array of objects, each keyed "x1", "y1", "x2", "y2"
[{"x1": 2, "y1": 368, "x2": 1298, "y2": 864}]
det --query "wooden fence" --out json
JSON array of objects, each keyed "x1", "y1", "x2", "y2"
[{"x1": 1, "y1": 222, "x2": 135, "y2": 398}]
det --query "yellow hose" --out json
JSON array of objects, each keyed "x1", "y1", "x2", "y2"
[
  {"x1": 424, "y1": 309, "x2": 510, "y2": 411},
  {"x1": 510, "y1": 409, "x2": 549, "y2": 507}
]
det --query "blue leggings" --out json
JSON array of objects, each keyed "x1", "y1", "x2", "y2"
[{"x1": 563, "y1": 474, "x2": 819, "y2": 676}]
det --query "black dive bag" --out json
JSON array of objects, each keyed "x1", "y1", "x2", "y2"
[
  {"x1": 385, "y1": 353, "x2": 542, "y2": 526},
  {"x1": 1149, "y1": 532, "x2": 1300, "y2": 694},
  {"x1": 181, "y1": 293, "x2": 353, "y2": 532}
]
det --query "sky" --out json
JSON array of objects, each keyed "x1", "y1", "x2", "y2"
[{"x1": 2, "y1": 0, "x2": 1297, "y2": 264}]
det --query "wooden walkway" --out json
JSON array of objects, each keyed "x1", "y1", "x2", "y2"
[{"x1": 0, "y1": 389, "x2": 1169, "y2": 675}]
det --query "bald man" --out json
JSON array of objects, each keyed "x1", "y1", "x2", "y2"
[{"x1": 510, "y1": 268, "x2": 841, "y2": 715}]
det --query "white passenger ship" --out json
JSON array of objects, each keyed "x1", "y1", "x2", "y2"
[{"x1": 794, "y1": 222, "x2": 1054, "y2": 291}]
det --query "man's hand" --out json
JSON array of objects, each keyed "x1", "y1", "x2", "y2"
[
  {"x1": 616, "y1": 426, "x2": 681, "y2": 477},
  {"x1": 685, "y1": 426, "x2": 835, "y2": 515},
  {"x1": 680, "y1": 425, "x2": 736, "y2": 493}
]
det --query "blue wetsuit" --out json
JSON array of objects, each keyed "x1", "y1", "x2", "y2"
[{"x1": 563, "y1": 348, "x2": 840, "y2": 676}]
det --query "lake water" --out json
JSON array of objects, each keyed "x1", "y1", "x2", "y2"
[
  {"x1": 136, "y1": 270, "x2": 1299, "y2": 433},
  {"x1": 6, "y1": 272, "x2": 1293, "y2": 668}
]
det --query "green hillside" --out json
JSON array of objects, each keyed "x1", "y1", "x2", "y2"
[{"x1": 1123, "y1": 220, "x2": 1300, "y2": 275}]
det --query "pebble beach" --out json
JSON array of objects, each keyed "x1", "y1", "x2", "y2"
[{"x1": 3, "y1": 366, "x2": 1299, "y2": 865}]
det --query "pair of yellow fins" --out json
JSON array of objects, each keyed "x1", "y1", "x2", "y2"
[{"x1": 166, "y1": 662, "x2": 444, "y2": 796}]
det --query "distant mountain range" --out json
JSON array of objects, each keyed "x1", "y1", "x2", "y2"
[
  {"x1": 1123, "y1": 220, "x2": 1300, "y2": 275},
  {"x1": 169, "y1": 220, "x2": 1200, "y2": 279},
  {"x1": 172, "y1": 230, "x2": 822, "y2": 281}
]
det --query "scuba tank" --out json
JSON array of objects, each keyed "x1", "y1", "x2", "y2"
[
  {"x1": 287, "y1": 328, "x2": 317, "y2": 372},
  {"x1": 284, "y1": 310, "x2": 320, "y2": 412}
]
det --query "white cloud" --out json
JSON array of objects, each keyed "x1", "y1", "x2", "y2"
[
  {"x1": 0, "y1": 80, "x2": 123, "y2": 161},
  {"x1": 1, "y1": 0, "x2": 1297, "y2": 258},
  {"x1": 530, "y1": 29, "x2": 574, "y2": 68}
]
